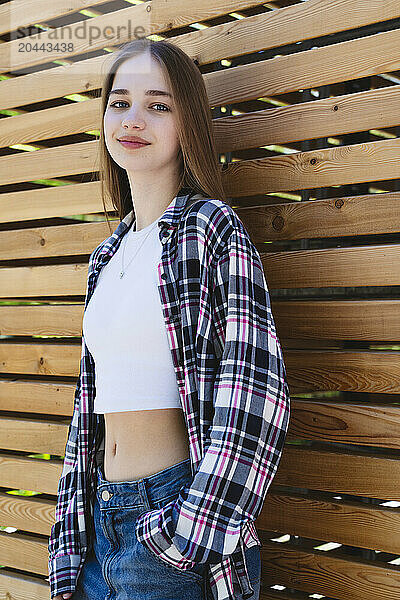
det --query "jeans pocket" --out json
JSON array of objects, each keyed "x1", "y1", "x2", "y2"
[
  {"x1": 138, "y1": 538, "x2": 205, "y2": 583},
  {"x1": 135, "y1": 465, "x2": 206, "y2": 582},
  {"x1": 138, "y1": 489, "x2": 205, "y2": 583}
]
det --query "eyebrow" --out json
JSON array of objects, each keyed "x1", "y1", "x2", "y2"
[{"x1": 109, "y1": 88, "x2": 172, "y2": 98}]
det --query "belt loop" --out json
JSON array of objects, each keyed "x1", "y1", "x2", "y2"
[{"x1": 137, "y1": 478, "x2": 151, "y2": 511}]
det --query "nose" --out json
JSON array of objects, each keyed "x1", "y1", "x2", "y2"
[{"x1": 121, "y1": 104, "x2": 146, "y2": 129}]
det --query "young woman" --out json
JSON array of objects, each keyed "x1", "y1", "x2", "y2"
[{"x1": 49, "y1": 38, "x2": 290, "y2": 600}]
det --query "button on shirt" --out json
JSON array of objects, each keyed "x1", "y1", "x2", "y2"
[{"x1": 47, "y1": 188, "x2": 291, "y2": 600}]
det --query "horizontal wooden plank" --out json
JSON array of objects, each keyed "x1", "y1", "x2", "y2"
[
  {"x1": 0, "y1": 52, "x2": 103, "y2": 111},
  {"x1": 214, "y1": 83, "x2": 400, "y2": 154},
  {"x1": 237, "y1": 191, "x2": 400, "y2": 243},
  {"x1": 0, "y1": 342, "x2": 82, "y2": 375},
  {"x1": 287, "y1": 350, "x2": 400, "y2": 393},
  {"x1": 117, "y1": 83, "x2": 400, "y2": 151},
  {"x1": 0, "y1": 416, "x2": 69, "y2": 455},
  {"x1": 260, "y1": 540, "x2": 400, "y2": 600},
  {"x1": 0, "y1": 139, "x2": 98, "y2": 186},
  {"x1": 260, "y1": 492, "x2": 400, "y2": 554},
  {"x1": 224, "y1": 137, "x2": 400, "y2": 198},
  {"x1": 0, "y1": 377, "x2": 75, "y2": 416},
  {"x1": 0, "y1": 571, "x2": 50, "y2": 600},
  {"x1": 1, "y1": 0, "x2": 400, "y2": 108},
  {"x1": 0, "y1": 263, "x2": 88, "y2": 298},
  {"x1": 0, "y1": 0, "x2": 117, "y2": 36},
  {"x1": 0, "y1": 453, "x2": 62, "y2": 495},
  {"x1": 288, "y1": 399, "x2": 400, "y2": 448},
  {"x1": 0, "y1": 490, "x2": 55, "y2": 536},
  {"x1": 0, "y1": 531, "x2": 48, "y2": 576},
  {"x1": 263, "y1": 244, "x2": 400, "y2": 288},
  {"x1": 271, "y1": 300, "x2": 400, "y2": 341},
  {"x1": 0, "y1": 180, "x2": 111, "y2": 224},
  {"x1": 0, "y1": 95, "x2": 100, "y2": 149},
  {"x1": 0, "y1": 305, "x2": 85, "y2": 335},
  {"x1": 273, "y1": 446, "x2": 400, "y2": 501},
  {"x1": 0, "y1": 218, "x2": 112, "y2": 260}
]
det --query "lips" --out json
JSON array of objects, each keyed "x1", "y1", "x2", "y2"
[
  {"x1": 117, "y1": 136, "x2": 150, "y2": 144},
  {"x1": 118, "y1": 141, "x2": 150, "y2": 150}
]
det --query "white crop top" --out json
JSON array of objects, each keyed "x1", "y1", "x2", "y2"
[{"x1": 82, "y1": 214, "x2": 181, "y2": 413}]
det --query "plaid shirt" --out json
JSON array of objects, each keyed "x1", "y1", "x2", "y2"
[{"x1": 48, "y1": 188, "x2": 290, "y2": 600}]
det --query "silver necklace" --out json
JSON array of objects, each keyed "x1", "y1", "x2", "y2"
[{"x1": 119, "y1": 219, "x2": 158, "y2": 278}]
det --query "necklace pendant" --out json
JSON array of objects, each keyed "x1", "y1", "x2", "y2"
[{"x1": 119, "y1": 271, "x2": 124, "y2": 278}]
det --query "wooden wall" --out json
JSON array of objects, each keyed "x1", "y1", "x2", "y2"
[{"x1": 0, "y1": 1, "x2": 399, "y2": 598}]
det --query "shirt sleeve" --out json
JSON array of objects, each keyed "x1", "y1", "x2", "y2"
[
  {"x1": 47, "y1": 382, "x2": 82, "y2": 598},
  {"x1": 135, "y1": 225, "x2": 290, "y2": 568},
  {"x1": 48, "y1": 326, "x2": 87, "y2": 598}
]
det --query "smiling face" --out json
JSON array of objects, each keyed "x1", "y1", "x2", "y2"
[{"x1": 103, "y1": 52, "x2": 181, "y2": 177}]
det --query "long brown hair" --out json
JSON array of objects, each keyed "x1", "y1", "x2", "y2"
[{"x1": 96, "y1": 37, "x2": 227, "y2": 231}]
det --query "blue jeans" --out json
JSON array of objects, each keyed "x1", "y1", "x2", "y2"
[{"x1": 72, "y1": 457, "x2": 261, "y2": 599}]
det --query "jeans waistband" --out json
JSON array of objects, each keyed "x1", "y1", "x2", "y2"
[{"x1": 95, "y1": 458, "x2": 192, "y2": 509}]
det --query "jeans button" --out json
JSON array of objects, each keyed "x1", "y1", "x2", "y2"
[{"x1": 102, "y1": 490, "x2": 112, "y2": 501}]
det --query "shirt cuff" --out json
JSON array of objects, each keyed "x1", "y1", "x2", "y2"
[{"x1": 48, "y1": 552, "x2": 81, "y2": 599}]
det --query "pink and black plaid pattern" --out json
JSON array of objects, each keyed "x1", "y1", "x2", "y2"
[{"x1": 48, "y1": 189, "x2": 290, "y2": 600}]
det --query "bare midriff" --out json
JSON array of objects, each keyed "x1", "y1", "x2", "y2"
[{"x1": 103, "y1": 407, "x2": 190, "y2": 482}]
